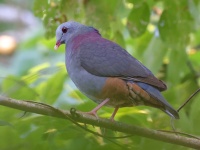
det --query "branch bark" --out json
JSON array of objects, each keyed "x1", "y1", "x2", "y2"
[{"x1": 0, "y1": 95, "x2": 200, "y2": 149}]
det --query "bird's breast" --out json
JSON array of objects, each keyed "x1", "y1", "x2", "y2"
[{"x1": 65, "y1": 49, "x2": 107, "y2": 102}]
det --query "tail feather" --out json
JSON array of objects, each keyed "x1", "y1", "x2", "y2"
[
  {"x1": 163, "y1": 105, "x2": 179, "y2": 119},
  {"x1": 136, "y1": 82, "x2": 179, "y2": 119}
]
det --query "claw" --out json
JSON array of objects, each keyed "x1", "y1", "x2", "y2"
[
  {"x1": 82, "y1": 98, "x2": 110, "y2": 119},
  {"x1": 82, "y1": 110, "x2": 99, "y2": 119}
]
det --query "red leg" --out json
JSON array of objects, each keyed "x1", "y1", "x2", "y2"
[
  {"x1": 83, "y1": 98, "x2": 110, "y2": 118},
  {"x1": 110, "y1": 107, "x2": 119, "y2": 121}
]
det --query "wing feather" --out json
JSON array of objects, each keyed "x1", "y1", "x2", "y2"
[{"x1": 79, "y1": 37, "x2": 166, "y2": 91}]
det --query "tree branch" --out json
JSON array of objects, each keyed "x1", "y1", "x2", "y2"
[{"x1": 0, "y1": 95, "x2": 200, "y2": 149}]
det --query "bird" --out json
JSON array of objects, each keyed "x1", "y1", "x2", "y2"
[{"x1": 54, "y1": 21, "x2": 179, "y2": 120}]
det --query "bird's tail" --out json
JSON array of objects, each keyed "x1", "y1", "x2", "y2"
[
  {"x1": 162, "y1": 105, "x2": 179, "y2": 119},
  {"x1": 130, "y1": 82, "x2": 179, "y2": 119}
]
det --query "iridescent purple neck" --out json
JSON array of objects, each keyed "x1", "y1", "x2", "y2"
[{"x1": 68, "y1": 31, "x2": 101, "y2": 50}]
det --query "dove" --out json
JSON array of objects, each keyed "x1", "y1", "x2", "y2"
[{"x1": 54, "y1": 21, "x2": 179, "y2": 120}]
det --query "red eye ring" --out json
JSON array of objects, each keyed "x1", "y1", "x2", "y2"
[{"x1": 62, "y1": 26, "x2": 68, "y2": 33}]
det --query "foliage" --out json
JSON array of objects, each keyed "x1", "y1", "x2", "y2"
[{"x1": 1, "y1": 0, "x2": 200, "y2": 149}]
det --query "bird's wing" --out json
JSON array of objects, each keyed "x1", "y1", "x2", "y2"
[{"x1": 79, "y1": 37, "x2": 166, "y2": 91}]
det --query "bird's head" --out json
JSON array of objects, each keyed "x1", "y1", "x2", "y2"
[{"x1": 54, "y1": 21, "x2": 84, "y2": 50}]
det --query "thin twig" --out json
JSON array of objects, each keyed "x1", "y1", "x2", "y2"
[{"x1": 177, "y1": 88, "x2": 200, "y2": 112}]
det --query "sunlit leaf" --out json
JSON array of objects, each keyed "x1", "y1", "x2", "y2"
[
  {"x1": 37, "y1": 69, "x2": 66, "y2": 104},
  {"x1": 1, "y1": 76, "x2": 38, "y2": 100}
]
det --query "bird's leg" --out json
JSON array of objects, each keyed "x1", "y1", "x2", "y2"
[
  {"x1": 83, "y1": 98, "x2": 110, "y2": 119},
  {"x1": 110, "y1": 107, "x2": 119, "y2": 121}
]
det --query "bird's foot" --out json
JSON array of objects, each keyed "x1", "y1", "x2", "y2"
[
  {"x1": 81, "y1": 98, "x2": 110, "y2": 119},
  {"x1": 109, "y1": 107, "x2": 119, "y2": 121},
  {"x1": 82, "y1": 110, "x2": 99, "y2": 119}
]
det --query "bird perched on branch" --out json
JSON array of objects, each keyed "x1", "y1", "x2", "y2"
[{"x1": 54, "y1": 21, "x2": 179, "y2": 120}]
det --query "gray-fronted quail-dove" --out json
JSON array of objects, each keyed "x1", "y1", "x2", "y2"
[{"x1": 54, "y1": 21, "x2": 179, "y2": 120}]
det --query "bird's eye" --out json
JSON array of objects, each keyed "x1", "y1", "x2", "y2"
[{"x1": 62, "y1": 26, "x2": 68, "y2": 33}]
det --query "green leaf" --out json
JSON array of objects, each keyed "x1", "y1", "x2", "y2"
[
  {"x1": 60, "y1": 0, "x2": 85, "y2": 21},
  {"x1": 114, "y1": 0, "x2": 130, "y2": 19},
  {"x1": 0, "y1": 120, "x2": 13, "y2": 127},
  {"x1": 33, "y1": 0, "x2": 48, "y2": 18},
  {"x1": 133, "y1": 30, "x2": 153, "y2": 57},
  {"x1": 33, "y1": 0, "x2": 64, "y2": 38},
  {"x1": 189, "y1": 51, "x2": 200, "y2": 71},
  {"x1": 127, "y1": 2, "x2": 150, "y2": 37},
  {"x1": 111, "y1": 31, "x2": 126, "y2": 48},
  {"x1": 37, "y1": 69, "x2": 66, "y2": 104},
  {"x1": 167, "y1": 50, "x2": 189, "y2": 86},
  {"x1": 84, "y1": 0, "x2": 118, "y2": 37},
  {"x1": 22, "y1": 63, "x2": 50, "y2": 85},
  {"x1": 143, "y1": 37, "x2": 167, "y2": 74},
  {"x1": 190, "y1": 94, "x2": 200, "y2": 134},
  {"x1": 1, "y1": 76, "x2": 38, "y2": 100},
  {"x1": 158, "y1": 2, "x2": 194, "y2": 49}
]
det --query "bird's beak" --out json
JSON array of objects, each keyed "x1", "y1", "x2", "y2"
[{"x1": 54, "y1": 41, "x2": 61, "y2": 50}]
